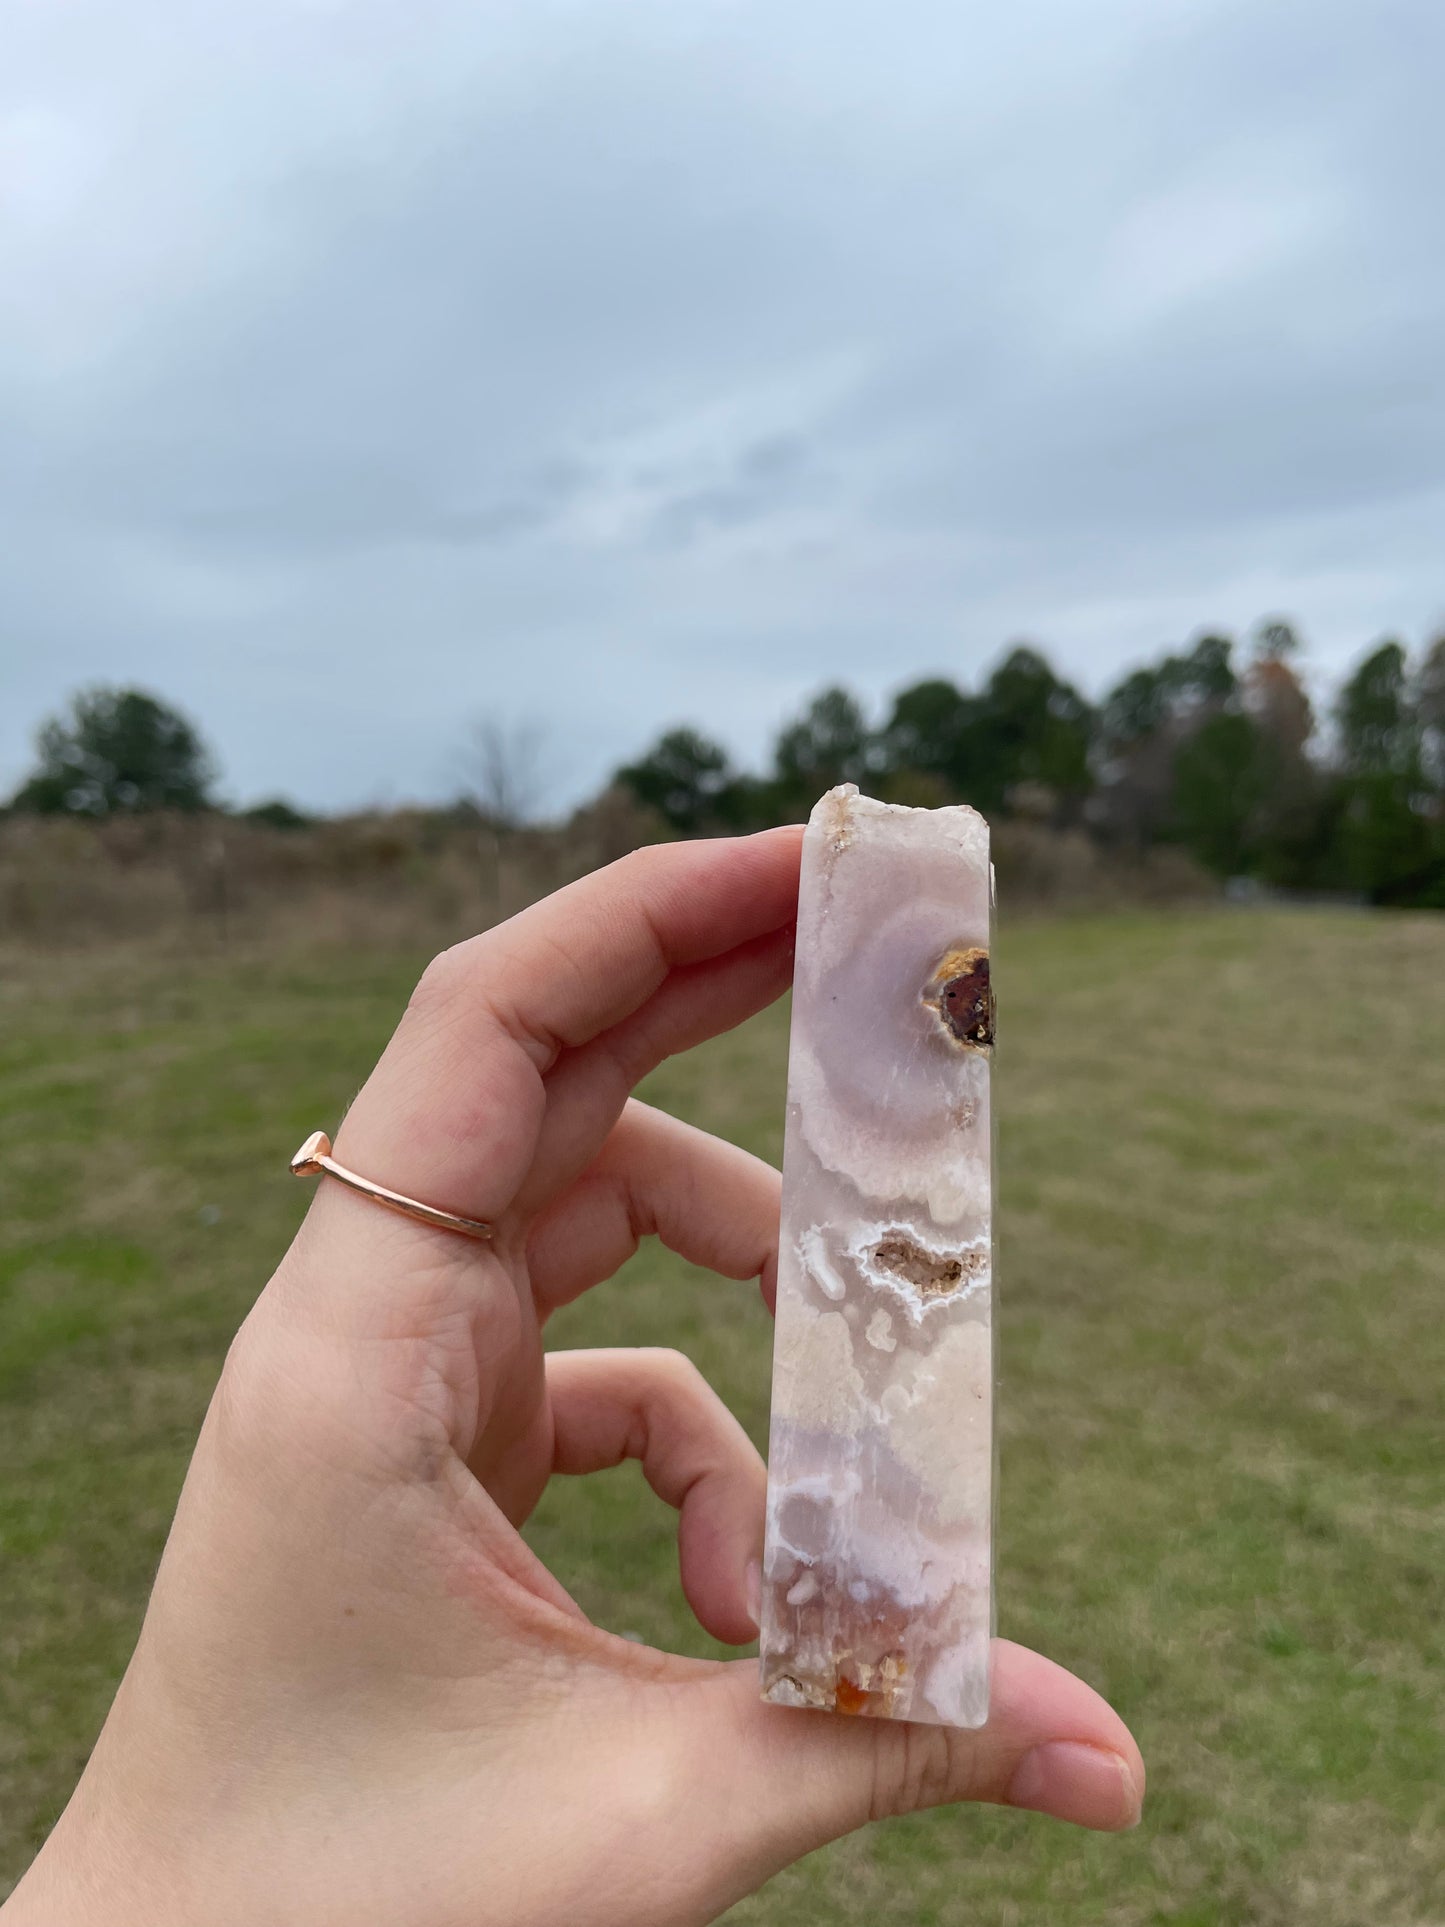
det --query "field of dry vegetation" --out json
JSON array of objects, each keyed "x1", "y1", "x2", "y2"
[{"x1": 0, "y1": 804, "x2": 1212, "y2": 951}]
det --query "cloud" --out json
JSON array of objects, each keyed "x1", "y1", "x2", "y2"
[{"x1": 2, "y1": 0, "x2": 1444, "y2": 809}]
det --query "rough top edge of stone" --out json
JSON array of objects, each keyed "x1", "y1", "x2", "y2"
[{"x1": 810, "y1": 782, "x2": 990, "y2": 849}]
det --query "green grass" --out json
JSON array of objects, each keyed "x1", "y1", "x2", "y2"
[{"x1": 3, "y1": 911, "x2": 1444, "y2": 1923}]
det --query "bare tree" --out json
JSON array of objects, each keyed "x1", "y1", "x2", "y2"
[
  {"x1": 461, "y1": 716, "x2": 548, "y2": 832},
  {"x1": 457, "y1": 716, "x2": 550, "y2": 921}
]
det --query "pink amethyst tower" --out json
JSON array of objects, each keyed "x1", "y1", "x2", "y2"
[{"x1": 760, "y1": 785, "x2": 996, "y2": 1729}]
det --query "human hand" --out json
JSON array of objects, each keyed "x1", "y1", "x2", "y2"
[{"x1": 6, "y1": 831, "x2": 1142, "y2": 1927}]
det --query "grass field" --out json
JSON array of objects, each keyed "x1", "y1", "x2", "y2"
[{"x1": 2, "y1": 909, "x2": 1443, "y2": 1923}]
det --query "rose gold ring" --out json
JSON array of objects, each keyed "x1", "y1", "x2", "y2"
[{"x1": 290, "y1": 1131, "x2": 494, "y2": 1241}]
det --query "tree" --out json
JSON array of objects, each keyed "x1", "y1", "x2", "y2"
[
  {"x1": 242, "y1": 798, "x2": 312, "y2": 832},
  {"x1": 1245, "y1": 654, "x2": 1313, "y2": 758},
  {"x1": 1335, "y1": 640, "x2": 1418, "y2": 778},
  {"x1": 11, "y1": 686, "x2": 215, "y2": 815},
  {"x1": 971, "y1": 645, "x2": 1094, "y2": 815},
  {"x1": 461, "y1": 717, "x2": 547, "y2": 832},
  {"x1": 1101, "y1": 635, "x2": 1237, "y2": 755},
  {"x1": 1416, "y1": 633, "x2": 1445, "y2": 791},
  {"x1": 1100, "y1": 665, "x2": 1173, "y2": 752},
  {"x1": 878, "y1": 678, "x2": 976, "y2": 794},
  {"x1": 615, "y1": 727, "x2": 735, "y2": 835},
  {"x1": 1240, "y1": 643, "x2": 1323, "y2": 884},
  {"x1": 1170, "y1": 711, "x2": 1267, "y2": 875},
  {"x1": 1331, "y1": 640, "x2": 1435, "y2": 902},
  {"x1": 1334, "y1": 773, "x2": 1434, "y2": 902},
  {"x1": 1172, "y1": 633, "x2": 1239, "y2": 710},
  {"x1": 1253, "y1": 616, "x2": 1302, "y2": 662},
  {"x1": 1097, "y1": 635, "x2": 1238, "y2": 847},
  {"x1": 772, "y1": 686, "x2": 875, "y2": 815}
]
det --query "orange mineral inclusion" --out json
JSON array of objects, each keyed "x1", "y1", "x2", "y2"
[{"x1": 832, "y1": 1677, "x2": 871, "y2": 1716}]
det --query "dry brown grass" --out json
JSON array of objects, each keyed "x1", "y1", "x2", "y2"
[
  {"x1": 0, "y1": 801, "x2": 647, "y2": 949},
  {"x1": 0, "y1": 803, "x2": 1213, "y2": 952}
]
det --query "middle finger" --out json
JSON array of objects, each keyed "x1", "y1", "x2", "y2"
[{"x1": 514, "y1": 923, "x2": 793, "y2": 1219}]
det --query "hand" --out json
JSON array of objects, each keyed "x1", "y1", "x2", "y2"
[{"x1": 6, "y1": 831, "x2": 1143, "y2": 1927}]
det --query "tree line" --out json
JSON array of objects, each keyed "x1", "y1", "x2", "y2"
[
  {"x1": 8, "y1": 621, "x2": 1445, "y2": 906},
  {"x1": 615, "y1": 624, "x2": 1445, "y2": 907}
]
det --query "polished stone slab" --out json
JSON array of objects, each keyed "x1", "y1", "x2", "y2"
[{"x1": 760, "y1": 785, "x2": 994, "y2": 1728}]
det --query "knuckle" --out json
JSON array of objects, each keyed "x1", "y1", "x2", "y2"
[
  {"x1": 609, "y1": 843, "x2": 661, "y2": 885},
  {"x1": 409, "y1": 941, "x2": 472, "y2": 1018},
  {"x1": 869, "y1": 1724, "x2": 969, "y2": 1821},
  {"x1": 648, "y1": 1346, "x2": 709, "y2": 1402}
]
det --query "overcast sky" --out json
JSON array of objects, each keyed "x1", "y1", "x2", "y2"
[{"x1": 3, "y1": 0, "x2": 1444, "y2": 812}]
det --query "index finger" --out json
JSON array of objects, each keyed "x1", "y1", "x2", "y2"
[{"x1": 332, "y1": 827, "x2": 803, "y2": 1224}]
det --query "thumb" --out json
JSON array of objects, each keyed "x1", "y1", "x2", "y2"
[{"x1": 680, "y1": 1641, "x2": 1142, "y2": 1911}]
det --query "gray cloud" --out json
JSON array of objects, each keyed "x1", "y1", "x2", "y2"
[{"x1": 3, "y1": 0, "x2": 1444, "y2": 810}]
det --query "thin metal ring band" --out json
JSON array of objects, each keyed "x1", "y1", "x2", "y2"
[{"x1": 290, "y1": 1131, "x2": 494, "y2": 1241}]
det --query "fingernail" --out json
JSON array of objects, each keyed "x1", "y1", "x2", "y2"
[
  {"x1": 1006, "y1": 1742, "x2": 1141, "y2": 1831},
  {"x1": 744, "y1": 1559, "x2": 762, "y2": 1632}
]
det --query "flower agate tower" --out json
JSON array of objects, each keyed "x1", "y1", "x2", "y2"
[{"x1": 759, "y1": 785, "x2": 995, "y2": 1729}]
